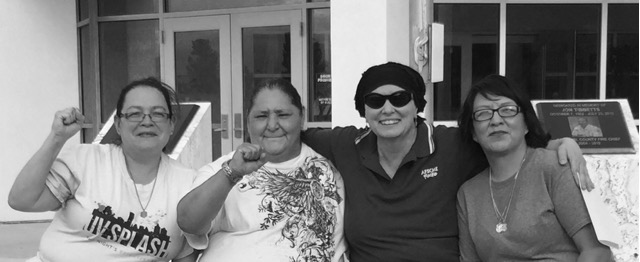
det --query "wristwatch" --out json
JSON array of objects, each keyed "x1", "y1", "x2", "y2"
[{"x1": 222, "y1": 160, "x2": 243, "y2": 184}]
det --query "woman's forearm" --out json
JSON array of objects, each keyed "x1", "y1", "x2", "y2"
[
  {"x1": 177, "y1": 170, "x2": 235, "y2": 235},
  {"x1": 546, "y1": 137, "x2": 594, "y2": 190},
  {"x1": 8, "y1": 132, "x2": 66, "y2": 211}
]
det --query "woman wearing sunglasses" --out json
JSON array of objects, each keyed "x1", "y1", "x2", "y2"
[
  {"x1": 301, "y1": 62, "x2": 593, "y2": 261},
  {"x1": 456, "y1": 75, "x2": 611, "y2": 261}
]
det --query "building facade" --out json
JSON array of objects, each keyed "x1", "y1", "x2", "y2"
[{"x1": 2, "y1": 0, "x2": 638, "y2": 229}]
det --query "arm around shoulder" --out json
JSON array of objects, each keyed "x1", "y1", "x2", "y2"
[
  {"x1": 546, "y1": 137, "x2": 594, "y2": 191},
  {"x1": 302, "y1": 127, "x2": 353, "y2": 162}
]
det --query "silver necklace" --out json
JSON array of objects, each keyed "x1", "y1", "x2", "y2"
[
  {"x1": 489, "y1": 155, "x2": 526, "y2": 233},
  {"x1": 128, "y1": 169, "x2": 158, "y2": 218}
]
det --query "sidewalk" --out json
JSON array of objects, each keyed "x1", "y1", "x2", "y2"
[{"x1": 0, "y1": 221, "x2": 49, "y2": 262}]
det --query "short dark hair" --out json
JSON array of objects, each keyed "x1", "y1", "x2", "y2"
[
  {"x1": 458, "y1": 74, "x2": 550, "y2": 148},
  {"x1": 246, "y1": 79, "x2": 303, "y2": 115},
  {"x1": 113, "y1": 77, "x2": 179, "y2": 151},
  {"x1": 115, "y1": 77, "x2": 179, "y2": 121}
]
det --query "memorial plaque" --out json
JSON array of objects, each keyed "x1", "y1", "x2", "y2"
[{"x1": 535, "y1": 101, "x2": 635, "y2": 154}]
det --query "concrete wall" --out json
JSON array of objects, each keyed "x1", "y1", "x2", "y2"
[
  {"x1": 0, "y1": 0, "x2": 79, "y2": 222},
  {"x1": 331, "y1": 0, "x2": 410, "y2": 128}
]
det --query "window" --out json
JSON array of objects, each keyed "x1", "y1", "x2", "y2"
[
  {"x1": 98, "y1": 0, "x2": 158, "y2": 16},
  {"x1": 433, "y1": 2, "x2": 637, "y2": 122},
  {"x1": 77, "y1": 0, "x2": 330, "y2": 142},
  {"x1": 308, "y1": 8, "x2": 331, "y2": 122},
  {"x1": 164, "y1": 0, "x2": 304, "y2": 12},
  {"x1": 99, "y1": 20, "x2": 160, "y2": 122},
  {"x1": 434, "y1": 4, "x2": 499, "y2": 120},
  {"x1": 78, "y1": 0, "x2": 89, "y2": 21},
  {"x1": 79, "y1": 25, "x2": 97, "y2": 142},
  {"x1": 606, "y1": 4, "x2": 638, "y2": 118},
  {"x1": 506, "y1": 4, "x2": 601, "y2": 101}
]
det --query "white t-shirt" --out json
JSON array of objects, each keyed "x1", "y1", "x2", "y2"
[
  {"x1": 188, "y1": 143, "x2": 347, "y2": 262},
  {"x1": 36, "y1": 144, "x2": 197, "y2": 262}
]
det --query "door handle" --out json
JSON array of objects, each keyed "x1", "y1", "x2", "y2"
[
  {"x1": 234, "y1": 113, "x2": 243, "y2": 139},
  {"x1": 217, "y1": 114, "x2": 228, "y2": 139}
]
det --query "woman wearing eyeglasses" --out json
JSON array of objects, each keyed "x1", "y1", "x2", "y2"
[
  {"x1": 301, "y1": 62, "x2": 593, "y2": 261},
  {"x1": 455, "y1": 75, "x2": 611, "y2": 261},
  {"x1": 9, "y1": 78, "x2": 198, "y2": 262}
]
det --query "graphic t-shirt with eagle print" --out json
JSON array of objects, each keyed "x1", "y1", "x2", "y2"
[{"x1": 187, "y1": 143, "x2": 346, "y2": 262}]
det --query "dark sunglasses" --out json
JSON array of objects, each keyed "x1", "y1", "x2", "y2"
[{"x1": 364, "y1": 91, "x2": 413, "y2": 109}]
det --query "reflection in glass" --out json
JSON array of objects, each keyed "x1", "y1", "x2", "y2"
[
  {"x1": 434, "y1": 4, "x2": 499, "y2": 120},
  {"x1": 506, "y1": 4, "x2": 600, "y2": 101},
  {"x1": 98, "y1": 0, "x2": 158, "y2": 16},
  {"x1": 174, "y1": 31, "x2": 222, "y2": 160},
  {"x1": 99, "y1": 20, "x2": 160, "y2": 122},
  {"x1": 607, "y1": 4, "x2": 638, "y2": 118},
  {"x1": 80, "y1": 26, "x2": 96, "y2": 142},
  {"x1": 309, "y1": 8, "x2": 331, "y2": 122},
  {"x1": 242, "y1": 26, "x2": 291, "y2": 140},
  {"x1": 165, "y1": 0, "x2": 303, "y2": 12}
]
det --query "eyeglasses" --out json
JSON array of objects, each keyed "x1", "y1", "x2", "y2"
[
  {"x1": 364, "y1": 91, "x2": 413, "y2": 109},
  {"x1": 472, "y1": 105, "x2": 520, "y2": 122},
  {"x1": 119, "y1": 112, "x2": 171, "y2": 122}
]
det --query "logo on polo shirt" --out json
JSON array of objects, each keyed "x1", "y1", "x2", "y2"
[{"x1": 421, "y1": 166, "x2": 438, "y2": 179}]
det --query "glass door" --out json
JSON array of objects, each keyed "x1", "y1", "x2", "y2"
[
  {"x1": 231, "y1": 10, "x2": 303, "y2": 144},
  {"x1": 163, "y1": 16, "x2": 232, "y2": 160},
  {"x1": 163, "y1": 10, "x2": 303, "y2": 158}
]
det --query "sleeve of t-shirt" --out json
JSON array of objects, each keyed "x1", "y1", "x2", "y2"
[
  {"x1": 546, "y1": 158, "x2": 592, "y2": 237},
  {"x1": 45, "y1": 144, "x2": 85, "y2": 208},
  {"x1": 182, "y1": 152, "x2": 233, "y2": 250},
  {"x1": 457, "y1": 185, "x2": 482, "y2": 262}
]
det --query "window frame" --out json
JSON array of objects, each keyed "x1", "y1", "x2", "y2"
[
  {"x1": 433, "y1": 0, "x2": 638, "y2": 126},
  {"x1": 76, "y1": 0, "x2": 332, "y2": 143}
]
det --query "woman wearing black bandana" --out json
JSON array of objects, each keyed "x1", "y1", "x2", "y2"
[{"x1": 302, "y1": 62, "x2": 593, "y2": 262}]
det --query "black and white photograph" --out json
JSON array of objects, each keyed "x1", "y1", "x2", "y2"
[{"x1": 1, "y1": 1, "x2": 637, "y2": 262}]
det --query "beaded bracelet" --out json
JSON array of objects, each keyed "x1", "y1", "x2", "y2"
[{"x1": 222, "y1": 159, "x2": 243, "y2": 184}]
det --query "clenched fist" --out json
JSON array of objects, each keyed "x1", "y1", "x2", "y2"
[{"x1": 51, "y1": 107, "x2": 85, "y2": 142}]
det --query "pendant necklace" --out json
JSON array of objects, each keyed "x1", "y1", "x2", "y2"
[
  {"x1": 128, "y1": 168, "x2": 158, "y2": 218},
  {"x1": 489, "y1": 155, "x2": 526, "y2": 233}
]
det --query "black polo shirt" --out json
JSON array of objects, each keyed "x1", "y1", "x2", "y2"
[{"x1": 303, "y1": 123, "x2": 487, "y2": 262}]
